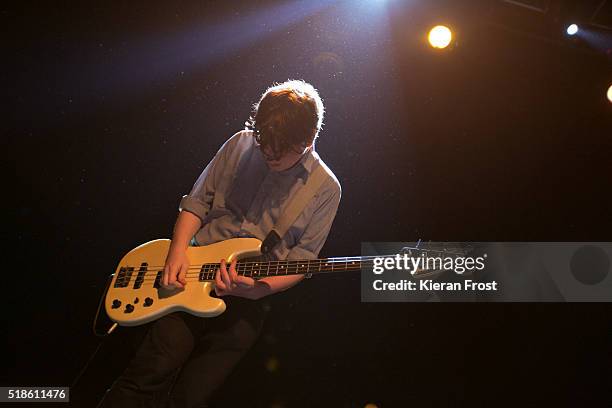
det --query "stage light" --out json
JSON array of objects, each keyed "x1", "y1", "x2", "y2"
[
  {"x1": 566, "y1": 24, "x2": 579, "y2": 35},
  {"x1": 607, "y1": 85, "x2": 612, "y2": 103},
  {"x1": 428, "y1": 25, "x2": 452, "y2": 49}
]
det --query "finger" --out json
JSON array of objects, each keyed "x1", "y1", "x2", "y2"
[
  {"x1": 178, "y1": 262, "x2": 188, "y2": 286},
  {"x1": 220, "y1": 259, "x2": 232, "y2": 288},
  {"x1": 214, "y1": 275, "x2": 226, "y2": 296},
  {"x1": 215, "y1": 268, "x2": 227, "y2": 292},
  {"x1": 226, "y1": 263, "x2": 237, "y2": 289},
  {"x1": 163, "y1": 267, "x2": 180, "y2": 289},
  {"x1": 167, "y1": 268, "x2": 176, "y2": 286},
  {"x1": 162, "y1": 266, "x2": 170, "y2": 287},
  {"x1": 229, "y1": 259, "x2": 239, "y2": 286},
  {"x1": 229, "y1": 259, "x2": 239, "y2": 289},
  {"x1": 168, "y1": 266, "x2": 183, "y2": 289}
]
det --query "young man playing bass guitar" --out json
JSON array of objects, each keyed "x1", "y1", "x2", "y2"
[{"x1": 99, "y1": 79, "x2": 341, "y2": 407}]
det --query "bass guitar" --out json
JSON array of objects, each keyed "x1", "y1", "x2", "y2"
[{"x1": 105, "y1": 238, "x2": 461, "y2": 326}]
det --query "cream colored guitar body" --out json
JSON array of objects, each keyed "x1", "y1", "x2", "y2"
[{"x1": 105, "y1": 238, "x2": 262, "y2": 327}]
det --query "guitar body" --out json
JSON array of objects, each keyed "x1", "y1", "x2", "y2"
[{"x1": 105, "y1": 238, "x2": 262, "y2": 326}]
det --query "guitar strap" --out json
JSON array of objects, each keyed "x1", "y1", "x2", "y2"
[{"x1": 261, "y1": 162, "x2": 327, "y2": 255}]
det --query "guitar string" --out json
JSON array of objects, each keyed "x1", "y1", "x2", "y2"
[
  {"x1": 121, "y1": 259, "x2": 373, "y2": 273},
  {"x1": 113, "y1": 257, "x2": 384, "y2": 283},
  {"x1": 119, "y1": 254, "x2": 404, "y2": 270},
  {"x1": 113, "y1": 268, "x2": 395, "y2": 287},
  {"x1": 113, "y1": 264, "x2": 436, "y2": 285},
  {"x1": 113, "y1": 271, "x2": 437, "y2": 287},
  {"x1": 113, "y1": 256, "x2": 384, "y2": 281},
  {"x1": 112, "y1": 255, "x2": 444, "y2": 285},
  {"x1": 114, "y1": 263, "x2": 370, "y2": 284}
]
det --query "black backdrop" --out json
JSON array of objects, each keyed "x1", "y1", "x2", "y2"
[{"x1": 5, "y1": 1, "x2": 611, "y2": 406}]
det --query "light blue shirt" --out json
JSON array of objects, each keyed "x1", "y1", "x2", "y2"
[{"x1": 179, "y1": 130, "x2": 341, "y2": 261}]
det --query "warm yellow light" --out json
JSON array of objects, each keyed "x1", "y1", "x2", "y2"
[
  {"x1": 428, "y1": 25, "x2": 452, "y2": 49},
  {"x1": 607, "y1": 84, "x2": 612, "y2": 103}
]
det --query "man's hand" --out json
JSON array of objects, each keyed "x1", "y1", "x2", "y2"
[
  {"x1": 162, "y1": 247, "x2": 189, "y2": 289},
  {"x1": 214, "y1": 259, "x2": 259, "y2": 299}
]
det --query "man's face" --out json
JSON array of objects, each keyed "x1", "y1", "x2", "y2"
[{"x1": 261, "y1": 144, "x2": 310, "y2": 172}]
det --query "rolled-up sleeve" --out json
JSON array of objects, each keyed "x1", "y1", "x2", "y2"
[
  {"x1": 286, "y1": 181, "x2": 341, "y2": 260},
  {"x1": 178, "y1": 136, "x2": 235, "y2": 222}
]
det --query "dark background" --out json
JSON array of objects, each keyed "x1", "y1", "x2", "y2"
[{"x1": 5, "y1": 0, "x2": 611, "y2": 406}]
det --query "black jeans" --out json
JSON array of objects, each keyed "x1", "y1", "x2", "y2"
[{"x1": 98, "y1": 296, "x2": 266, "y2": 408}]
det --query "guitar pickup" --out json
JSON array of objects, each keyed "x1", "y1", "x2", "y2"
[
  {"x1": 133, "y1": 263, "x2": 148, "y2": 289},
  {"x1": 153, "y1": 271, "x2": 162, "y2": 289},
  {"x1": 114, "y1": 267, "x2": 134, "y2": 288}
]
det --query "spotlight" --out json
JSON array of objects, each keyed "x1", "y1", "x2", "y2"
[
  {"x1": 607, "y1": 85, "x2": 612, "y2": 103},
  {"x1": 428, "y1": 25, "x2": 452, "y2": 49},
  {"x1": 566, "y1": 24, "x2": 579, "y2": 36}
]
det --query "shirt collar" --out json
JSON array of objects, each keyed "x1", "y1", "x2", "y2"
[{"x1": 300, "y1": 147, "x2": 317, "y2": 174}]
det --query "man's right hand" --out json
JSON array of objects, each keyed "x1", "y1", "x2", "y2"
[{"x1": 162, "y1": 247, "x2": 190, "y2": 289}]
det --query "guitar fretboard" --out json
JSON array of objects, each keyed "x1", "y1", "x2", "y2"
[
  {"x1": 198, "y1": 257, "x2": 365, "y2": 281},
  {"x1": 195, "y1": 244, "x2": 469, "y2": 280}
]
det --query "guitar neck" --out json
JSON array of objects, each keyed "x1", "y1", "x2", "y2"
[
  {"x1": 196, "y1": 244, "x2": 470, "y2": 281},
  {"x1": 197, "y1": 257, "x2": 367, "y2": 281}
]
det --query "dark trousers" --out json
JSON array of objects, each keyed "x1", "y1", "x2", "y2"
[{"x1": 97, "y1": 296, "x2": 266, "y2": 408}]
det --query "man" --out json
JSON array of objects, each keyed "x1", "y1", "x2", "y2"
[{"x1": 99, "y1": 79, "x2": 341, "y2": 407}]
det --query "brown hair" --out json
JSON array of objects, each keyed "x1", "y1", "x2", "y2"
[{"x1": 246, "y1": 80, "x2": 324, "y2": 160}]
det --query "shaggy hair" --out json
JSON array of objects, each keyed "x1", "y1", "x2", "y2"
[{"x1": 246, "y1": 80, "x2": 324, "y2": 160}]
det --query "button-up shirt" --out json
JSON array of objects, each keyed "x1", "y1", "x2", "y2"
[{"x1": 179, "y1": 130, "x2": 341, "y2": 261}]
